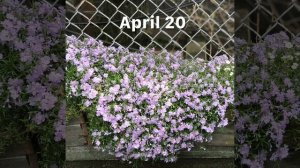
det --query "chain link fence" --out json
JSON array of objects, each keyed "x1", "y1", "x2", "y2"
[
  {"x1": 19, "y1": 0, "x2": 64, "y2": 8},
  {"x1": 236, "y1": 0, "x2": 299, "y2": 41},
  {"x1": 66, "y1": 0, "x2": 234, "y2": 60},
  {"x1": 66, "y1": 0, "x2": 298, "y2": 60}
]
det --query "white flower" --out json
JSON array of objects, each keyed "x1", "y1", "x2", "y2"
[
  {"x1": 95, "y1": 140, "x2": 101, "y2": 146},
  {"x1": 92, "y1": 77, "x2": 102, "y2": 83},
  {"x1": 291, "y1": 63, "x2": 298, "y2": 70},
  {"x1": 285, "y1": 42, "x2": 293, "y2": 48},
  {"x1": 268, "y1": 52, "x2": 275, "y2": 59},
  {"x1": 281, "y1": 55, "x2": 293, "y2": 61}
]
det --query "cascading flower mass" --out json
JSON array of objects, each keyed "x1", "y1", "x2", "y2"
[{"x1": 66, "y1": 36, "x2": 234, "y2": 162}]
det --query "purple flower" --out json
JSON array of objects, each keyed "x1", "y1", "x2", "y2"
[
  {"x1": 33, "y1": 112, "x2": 47, "y2": 125},
  {"x1": 48, "y1": 71, "x2": 64, "y2": 83},
  {"x1": 109, "y1": 84, "x2": 120, "y2": 95},
  {"x1": 87, "y1": 89, "x2": 98, "y2": 99},
  {"x1": 235, "y1": 32, "x2": 300, "y2": 167},
  {"x1": 239, "y1": 144, "x2": 250, "y2": 157},
  {"x1": 270, "y1": 145, "x2": 289, "y2": 160},
  {"x1": 66, "y1": 35, "x2": 234, "y2": 163}
]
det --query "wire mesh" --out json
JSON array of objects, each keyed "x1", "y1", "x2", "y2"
[
  {"x1": 235, "y1": 0, "x2": 300, "y2": 41},
  {"x1": 19, "y1": 0, "x2": 64, "y2": 7},
  {"x1": 16, "y1": 0, "x2": 65, "y2": 18},
  {"x1": 66, "y1": 0, "x2": 299, "y2": 59},
  {"x1": 66, "y1": 0, "x2": 234, "y2": 60}
]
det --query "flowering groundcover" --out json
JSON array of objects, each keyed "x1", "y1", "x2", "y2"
[
  {"x1": 66, "y1": 36, "x2": 234, "y2": 163},
  {"x1": 0, "y1": 1, "x2": 65, "y2": 167},
  {"x1": 235, "y1": 32, "x2": 300, "y2": 168}
]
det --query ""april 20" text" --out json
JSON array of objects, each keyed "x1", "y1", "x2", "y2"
[{"x1": 119, "y1": 16, "x2": 186, "y2": 32}]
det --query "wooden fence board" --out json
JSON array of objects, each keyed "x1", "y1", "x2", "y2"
[
  {"x1": 66, "y1": 118, "x2": 234, "y2": 163},
  {"x1": 0, "y1": 142, "x2": 38, "y2": 168},
  {"x1": 0, "y1": 156, "x2": 30, "y2": 168}
]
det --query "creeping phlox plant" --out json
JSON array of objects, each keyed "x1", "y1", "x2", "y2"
[
  {"x1": 235, "y1": 32, "x2": 300, "y2": 168},
  {"x1": 0, "y1": 0, "x2": 65, "y2": 166},
  {"x1": 66, "y1": 36, "x2": 234, "y2": 162}
]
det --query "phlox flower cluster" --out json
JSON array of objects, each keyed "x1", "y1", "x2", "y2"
[
  {"x1": 0, "y1": 0, "x2": 65, "y2": 164},
  {"x1": 66, "y1": 36, "x2": 234, "y2": 162},
  {"x1": 235, "y1": 32, "x2": 300, "y2": 168}
]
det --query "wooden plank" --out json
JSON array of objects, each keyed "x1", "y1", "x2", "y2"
[
  {"x1": 66, "y1": 144, "x2": 234, "y2": 161},
  {"x1": 202, "y1": 133, "x2": 234, "y2": 147},
  {"x1": 24, "y1": 142, "x2": 38, "y2": 168},
  {"x1": 0, "y1": 142, "x2": 38, "y2": 168},
  {"x1": 66, "y1": 125, "x2": 87, "y2": 147},
  {"x1": 80, "y1": 112, "x2": 92, "y2": 145},
  {"x1": 66, "y1": 146, "x2": 115, "y2": 161},
  {"x1": 0, "y1": 142, "x2": 34, "y2": 158},
  {"x1": 66, "y1": 118, "x2": 234, "y2": 161},
  {"x1": 0, "y1": 143, "x2": 29, "y2": 158},
  {"x1": 67, "y1": 118, "x2": 81, "y2": 125},
  {"x1": 179, "y1": 146, "x2": 234, "y2": 159},
  {"x1": 66, "y1": 159, "x2": 234, "y2": 168},
  {"x1": 0, "y1": 156, "x2": 30, "y2": 168}
]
